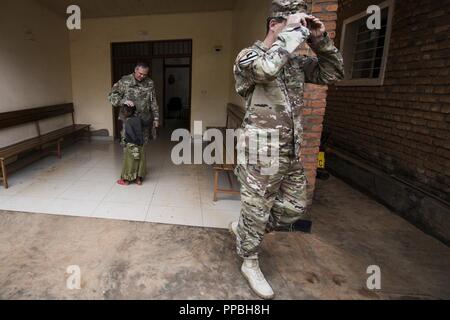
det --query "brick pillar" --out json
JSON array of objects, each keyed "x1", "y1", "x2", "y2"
[{"x1": 301, "y1": 0, "x2": 339, "y2": 203}]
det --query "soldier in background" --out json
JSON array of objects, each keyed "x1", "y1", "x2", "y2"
[
  {"x1": 108, "y1": 62, "x2": 160, "y2": 145},
  {"x1": 230, "y1": 0, "x2": 344, "y2": 299}
]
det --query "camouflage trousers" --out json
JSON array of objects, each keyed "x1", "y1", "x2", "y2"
[{"x1": 234, "y1": 154, "x2": 310, "y2": 259}]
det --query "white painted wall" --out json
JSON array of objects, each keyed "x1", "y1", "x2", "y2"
[
  {"x1": 0, "y1": 0, "x2": 73, "y2": 148},
  {"x1": 69, "y1": 11, "x2": 234, "y2": 135},
  {"x1": 0, "y1": 0, "x2": 271, "y2": 148}
]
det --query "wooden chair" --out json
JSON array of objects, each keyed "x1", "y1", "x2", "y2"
[{"x1": 212, "y1": 104, "x2": 246, "y2": 202}]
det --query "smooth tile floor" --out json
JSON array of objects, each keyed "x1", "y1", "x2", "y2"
[{"x1": 0, "y1": 132, "x2": 241, "y2": 229}]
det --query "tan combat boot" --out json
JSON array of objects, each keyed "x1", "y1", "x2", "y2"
[
  {"x1": 241, "y1": 258, "x2": 275, "y2": 300},
  {"x1": 229, "y1": 222, "x2": 275, "y2": 300},
  {"x1": 229, "y1": 221, "x2": 239, "y2": 238}
]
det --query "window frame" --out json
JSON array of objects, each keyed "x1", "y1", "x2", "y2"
[{"x1": 337, "y1": 0, "x2": 395, "y2": 86}]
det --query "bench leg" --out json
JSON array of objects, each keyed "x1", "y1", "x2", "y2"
[
  {"x1": 213, "y1": 170, "x2": 219, "y2": 202},
  {"x1": 227, "y1": 171, "x2": 234, "y2": 189},
  {"x1": 0, "y1": 159, "x2": 8, "y2": 189},
  {"x1": 57, "y1": 140, "x2": 62, "y2": 159}
]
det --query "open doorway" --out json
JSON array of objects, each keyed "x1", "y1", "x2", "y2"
[
  {"x1": 111, "y1": 39, "x2": 192, "y2": 140},
  {"x1": 164, "y1": 59, "x2": 191, "y2": 130}
]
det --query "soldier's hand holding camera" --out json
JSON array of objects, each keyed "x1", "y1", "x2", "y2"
[{"x1": 306, "y1": 15, "x2": 326, "y2": 39}]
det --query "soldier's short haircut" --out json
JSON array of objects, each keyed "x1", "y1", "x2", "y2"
[
  {"x1": 136, "y1": 62, "x2": 150, "y2": 70},
  {"x1": 266, "y1": 16, "x2": 287, "y2": 35}
]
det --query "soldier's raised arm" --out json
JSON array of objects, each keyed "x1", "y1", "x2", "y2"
[
  {"x1": 108, "y1": 79, "x2": 126, "y2": 107},
  {"x1": 302, "y1": 16, "x2": 344, "y2": 85},
  {"x1": 235, "y1": 23, "x2": 311, "y2": 84}
]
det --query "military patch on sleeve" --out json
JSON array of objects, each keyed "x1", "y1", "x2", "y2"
[{"x1": 238, "y1": 50, "x2": 259, "y2": 68}]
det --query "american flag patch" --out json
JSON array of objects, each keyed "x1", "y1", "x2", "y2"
[{"x1": 239, "y1": 50, "x2": 259, "y2": 67}]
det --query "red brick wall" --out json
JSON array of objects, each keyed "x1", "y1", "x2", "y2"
[
  {"x1": 325, "y1": 0, "x2": 450, "y2": 202},
  {"x1": 302, "y1": 0, "x2": 339, "y2": 201}
]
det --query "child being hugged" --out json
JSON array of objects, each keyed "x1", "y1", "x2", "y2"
[{"x1": 117, "y1": 105, "x2": 148, "y2": 186}]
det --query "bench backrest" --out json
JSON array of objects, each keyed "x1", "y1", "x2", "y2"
[{"x1": 0, "y1": 103, "x2": 75, "y2": 131}]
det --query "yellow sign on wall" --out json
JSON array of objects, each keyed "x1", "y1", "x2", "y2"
[{"x1": 318, "y1": 152, "x2": 325, "y2": 169}]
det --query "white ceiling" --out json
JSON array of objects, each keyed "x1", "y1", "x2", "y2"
[{"x1": 37, "y1": 0, "x2": 238, "y2": 18}]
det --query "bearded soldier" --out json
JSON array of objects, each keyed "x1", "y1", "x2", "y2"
[
  {"x1": 230, "y1": 0, "x2": 344, "y2": 299},
  {"x1": 108, "y1": 62, "x2": 160, "y2": 145}
]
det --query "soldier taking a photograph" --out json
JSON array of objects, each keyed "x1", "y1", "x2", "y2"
[{"x1": 230, "y1": 0, "x2": 345, "y2": 299}]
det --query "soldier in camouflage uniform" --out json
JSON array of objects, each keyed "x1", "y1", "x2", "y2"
[
  {"x1": 230, "y1": 0, "x2": 344, "y2": 299},
  {"x1": 108, "y1": 62, "x2": 160, "y2": 145}
]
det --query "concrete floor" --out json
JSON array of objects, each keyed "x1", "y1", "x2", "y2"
[{"x1": 0, "y1": 175, "x2": 449, "y2": 300}]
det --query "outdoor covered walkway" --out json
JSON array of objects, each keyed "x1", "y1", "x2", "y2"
[{"x1": 1, "y1": 0, "x2": 449, "y2": 301}]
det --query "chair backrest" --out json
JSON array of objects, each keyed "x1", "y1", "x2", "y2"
[{"x1": 0, "y1": 103, "x2": 74, "y2": 130}]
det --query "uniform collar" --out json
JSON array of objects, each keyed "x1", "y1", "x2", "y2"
[
  {"x1": 129, "y1": 74, "x2": 148, "y2": 86},
  {"x1": 128, "y1": 74, "x2": 138, "y2": 86}
]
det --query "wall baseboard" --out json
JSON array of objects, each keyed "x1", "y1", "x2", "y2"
[
  {"x1": 326, "y1": 148, "x2": 450, "y2": 246},
  {"x1": 90, "y1": 136, "x2": 114, "y2": 142}
]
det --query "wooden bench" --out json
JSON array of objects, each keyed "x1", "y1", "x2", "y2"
[
  {"x1": 0, "y1": 103, "x2": 91, "y2": 189},
  {"x1": 212, "y1": 103, "x2": 246, "y2": 202}
]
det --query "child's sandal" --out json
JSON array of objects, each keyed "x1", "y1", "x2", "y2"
[{"x1": 117, "y1": 179, "x2": 129, "y2": 186}]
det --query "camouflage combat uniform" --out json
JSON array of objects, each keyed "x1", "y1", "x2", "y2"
[
  {"x1": 108, "y1": 74, "x2": 160, "y2": 145},
  {"x1": 233, "y1": 5, "x2": 344, "y2": 259}
]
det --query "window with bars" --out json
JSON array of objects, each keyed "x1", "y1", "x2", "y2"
[
  {"x1": 111, "y1": 40, "x2": 193, "y2": 83},
  {"x1": 111, "y1": 40, "x2": 192, "y2": 59},
  {"x1": 338, "y1": 0, "x2": 395, "y2": 86}
]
